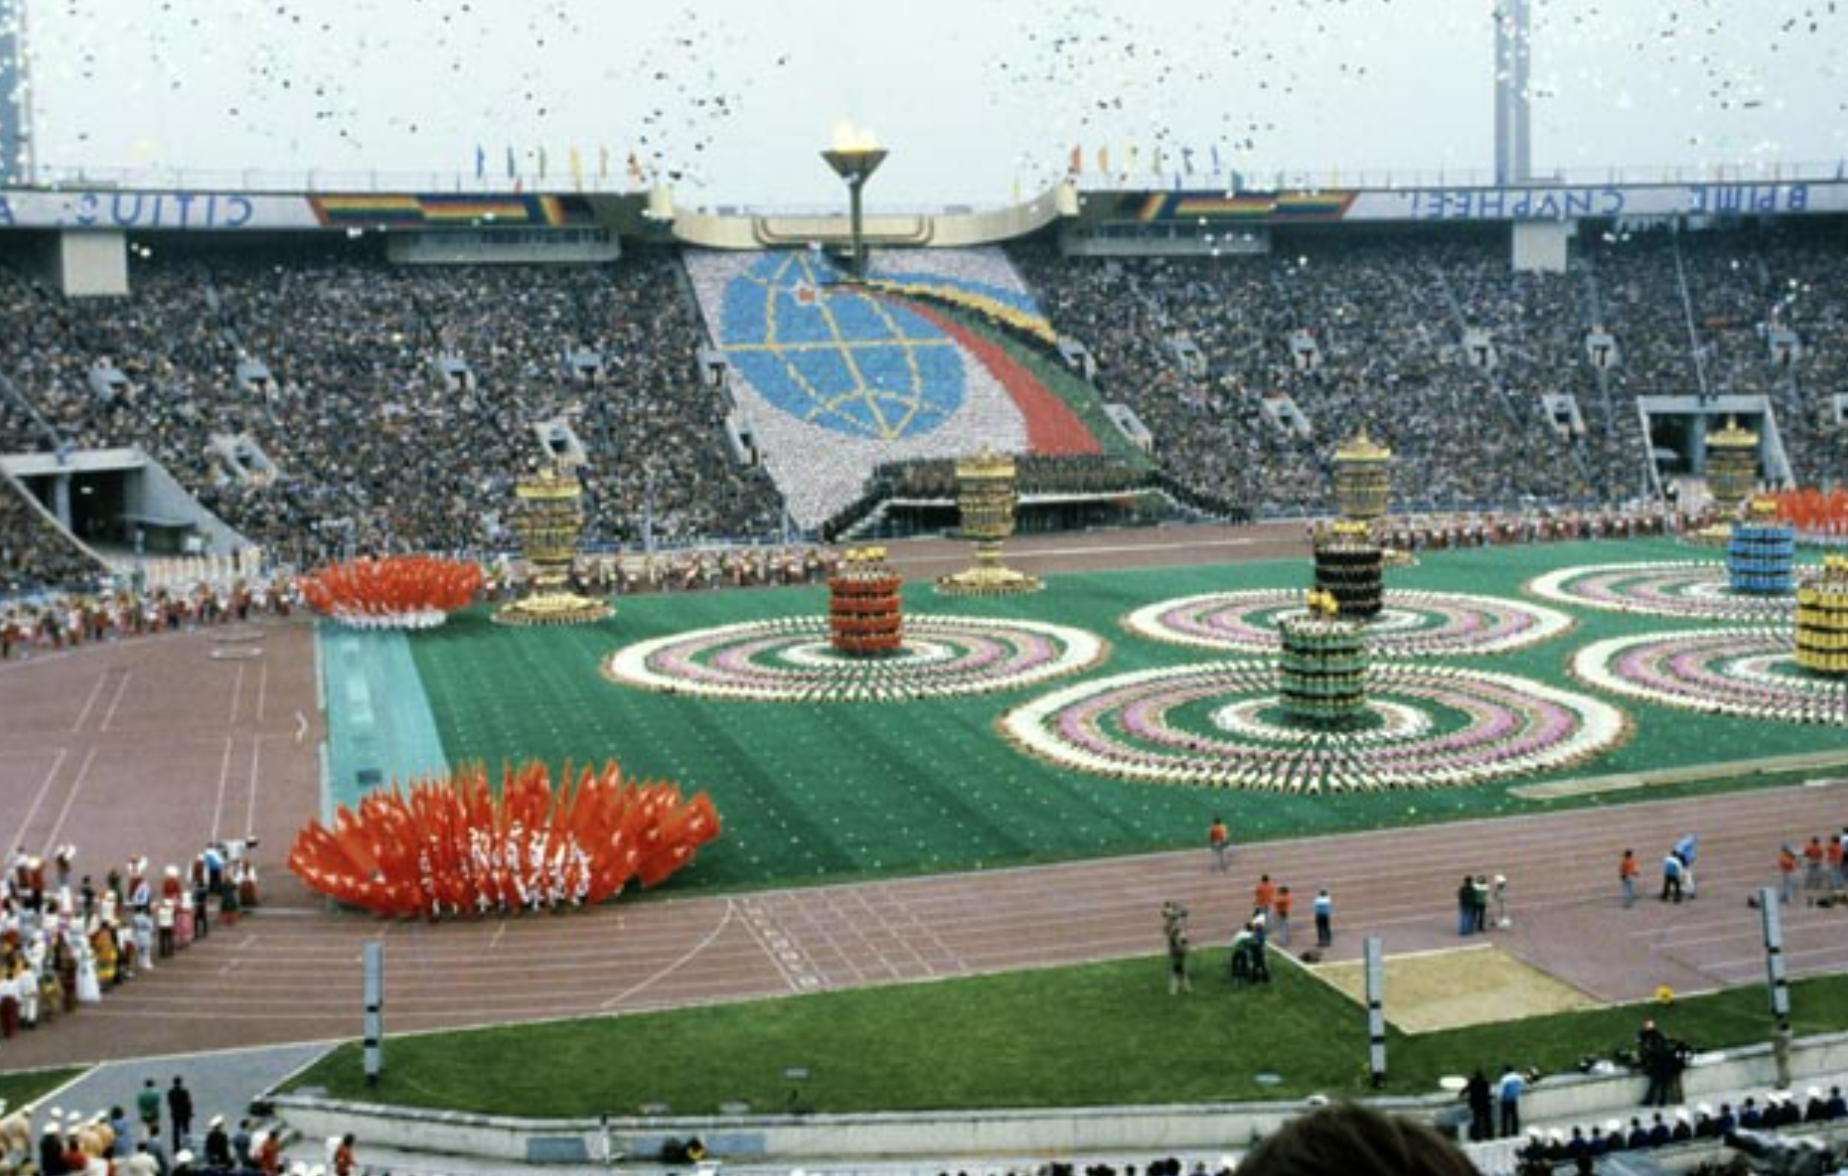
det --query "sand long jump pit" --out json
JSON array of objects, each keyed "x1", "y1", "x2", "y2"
[{"x1": 1311, "y1": 944, "x2": 1601, "y2": 1033}]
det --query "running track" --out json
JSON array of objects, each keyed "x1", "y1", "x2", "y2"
[{"x1": 3, "y1": 523, "x2": 1845, "y2": 1068}]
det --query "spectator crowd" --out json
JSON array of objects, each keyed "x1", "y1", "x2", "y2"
[
  {"x1": 2, "y1": 221, "x2": 1847, "y2": 593},
  {"x1": 0, "y1": 243, "x2": 782, "y2": 587},
  {"x1": 1009, "y1": 219, "x2": 1848, "y2": 519}
]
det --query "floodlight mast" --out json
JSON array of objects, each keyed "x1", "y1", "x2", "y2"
[
  {"x1": 1493, "y1": 0, "x2": 1532, "y2": 187},
  {"x1": 0, "y1": 0, "x2": 35, "y2": 186}
]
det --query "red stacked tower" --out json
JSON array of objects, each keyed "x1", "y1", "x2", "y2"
[{"x1": 829, "y1": 546, "x2": 904, "y2": 656}]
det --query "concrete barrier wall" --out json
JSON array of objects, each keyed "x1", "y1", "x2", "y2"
[{"x1": 269, "y1": 1030, "x2": 1848, "y2": 1165}]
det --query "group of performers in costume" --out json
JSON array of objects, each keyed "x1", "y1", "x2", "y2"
[
  {"x1": 0, "y1": 577, "x2": 298, "y2": 661},
  {"x1": 0, "y1": 843, "x2": 259, "y2": 1049},
  {"x1": 491, "y1": 544, "x2": 841, "y2": 599},
  {"x1": 1333, "y1": 503, "x2": 1702, "y2": 555},
  {"x1": 298, "y1": 555, "x2": 483, "y2": 629}
]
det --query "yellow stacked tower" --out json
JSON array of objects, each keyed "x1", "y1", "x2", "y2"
[{"x1": 1796, "y1": 556, "x2": 1848, "y2": 677}]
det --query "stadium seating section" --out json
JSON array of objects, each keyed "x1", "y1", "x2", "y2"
[{"x1": 1, "y1": 220, "x2": 1845, "y2": 589}]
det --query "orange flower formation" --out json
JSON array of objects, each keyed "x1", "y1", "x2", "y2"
[
  {"x1": 300, "y1": 555, "x2": 484, "y2": 629},
  {"x1": 287, "y1": 760, "x2": 721, "y2": 919}
]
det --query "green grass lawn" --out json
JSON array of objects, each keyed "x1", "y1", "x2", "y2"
[
  {"x1": 0, "y1": 1067, "x2": 87, "y2": 1111},
  {"x1": 285, "y1": 948, "x2": 1848, "y2": 1117},
  {"x1": 374, "y1": 537, "x2": 1838, "y2": 899}
]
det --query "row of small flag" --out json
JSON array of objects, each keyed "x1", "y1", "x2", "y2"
[
  {"x1": 474, "y1": 144, "x2": 651, "y2": 185},
  {"x1": 470, "y1": 143, "x2": 1244, "y2": 187},
  {"x1": 1066, "y1": 143, "x2": 1234, "y2": 177}
]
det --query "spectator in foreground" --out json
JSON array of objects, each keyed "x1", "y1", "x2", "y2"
[{"x1": 1236, "y1": 1102, "x2": 1479, "y2": 1175}]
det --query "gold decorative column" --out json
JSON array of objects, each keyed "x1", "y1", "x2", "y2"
[
  {"x1": 935, "y1": 448, "x2": 1043, "y2": 596},
  {"x1": 1705, "y1": 416, "x2": 1760, "y2": 515},
  {"x1": 494, "y1": 463, "x2": 612, "y2": 626},
  {"x1": 1332, "y1": 429, "x2": 1393, "y2": 523}
]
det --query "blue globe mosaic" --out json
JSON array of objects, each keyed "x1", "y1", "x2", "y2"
[{"x1": 718, "y1": 253, "x2": 966, "y2": 441}]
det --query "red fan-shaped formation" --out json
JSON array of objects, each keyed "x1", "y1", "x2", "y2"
[
  {"x1": 287, "y1": 760, "x2": 721, "y2": 919},
  {"x1": 300, "y1": 556, "x2": 483, "y2": 628}
]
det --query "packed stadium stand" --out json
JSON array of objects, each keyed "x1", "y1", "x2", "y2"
[
  {"x1": 2, "y1": 217, "x2": 1847, "y2": 585},
  {"x1": 1011, "y1": 233, "x2": 1603, "y2": 514},
  {"x1": 0, "y1": 243, "x2": 782, "y2": 576},
  {"x1": 1010, "y1": 218, "x2": 1848, "y2": 518}
]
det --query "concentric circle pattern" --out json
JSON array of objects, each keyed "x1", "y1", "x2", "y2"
[
  {"x1": 1574, "y1": 628, "x2": 1848, "y2": 725},
  {"x1": 605, "y1": 615, "x2": 1105, "y2": 702},
  {"x1": 1124, "y1": 590, "x2": 1573, "y2": 656},
  {"x1": 1528, "y1": 561, "x2": 1796, "y2": 620},
  {"x1": 1001, "y1": 661, "x2": 1627, "y2": 791}
]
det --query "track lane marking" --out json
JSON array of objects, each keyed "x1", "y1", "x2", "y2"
[
  {"x1": 68, "y1": 673, "x2": 110, "y2": 734},
  {"x1": 98, "y1": 671, "x2": 134, "y2": 733},
  {"x1": 38, "y1": 747, "x2": 98, "y2": 853},
  {"x1": 600, "y1": 899, "x2": 736, "y2": 1009},
  {"x1": 9, "y1": 747, "x2": 69, "y2": 852}
]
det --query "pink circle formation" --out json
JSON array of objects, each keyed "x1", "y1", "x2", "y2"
[
  {"x1": 604, "y1": 615, "x2": 1104, "y2": 702},
  {"x1": 1527, "y1": 561, "x2": 1797, "y2": 621},
  {"x1": 1574, "y1": 628, "x2": 1848, "y2": 726},
  {"x1": 1000, "y1": 660, "x2": 1626, "y2": 791},
  {"x1": 1123, "y1": 590, "x2": 1573, "y2": 656}
]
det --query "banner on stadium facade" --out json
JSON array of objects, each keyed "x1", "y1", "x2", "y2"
[
  {"x1": 2, "y1": 178, "x2": 1846, "y2": 233},
  {"x1": 1090, "y1": 179, "x2": 1848, "y2": 225},
  {"x1": 0, "y1": 189, "x2": 600, "y2": 231},
  {"x1": 0, "y1": 189, "x2": 318, "y2": 230}
]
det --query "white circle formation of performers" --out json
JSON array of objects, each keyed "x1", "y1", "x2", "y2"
[
  {"x1": 604, "y1": 615, "x2": 1105, "y2": 702},
  {"x1": 998, "y1": 658, "x2": 1627, "y2": 791},
  {"x1": 1527, "y1": 561, "x2": 1796, "y2": 621},
  {"x1": 1126, "y1": 589, "x2": 1574, "y2": 657},
  {"x1": 1574, "y1": 628, "x2": 1847, "y2": 726}
]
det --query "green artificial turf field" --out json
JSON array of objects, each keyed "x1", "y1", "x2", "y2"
[{"x1": 322, "y1": 536, "x2": 1839, "y2": 898}]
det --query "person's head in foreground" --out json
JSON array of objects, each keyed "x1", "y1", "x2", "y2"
[{"x1": 1237, "y1": 1102, "x2": 1479, "y2": 1176}]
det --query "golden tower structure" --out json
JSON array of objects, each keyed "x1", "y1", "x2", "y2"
[
  {"x1": 1332, "y1": 429, "x2": 1393, "y2": 523},
  {"x1": 935, "y1": 448, "x2": 1043, "y2": 596},
  {"x1": 1705, "y1": 416, "x2": 1760, "y2": 514},
  {"x1": 1313, "y1": 430, "x2": 1393, "y2": 619},
  {"x1": 493, "y1": 463, "x2": 612, "y2": 626}
]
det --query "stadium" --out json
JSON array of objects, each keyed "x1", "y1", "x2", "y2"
[{"x1": 3, "y1": 3, "x2": 1848, "y2": 1175}]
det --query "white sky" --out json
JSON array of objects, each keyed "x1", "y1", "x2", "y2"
[{"x1": 15, "y1": 0, "x2": 1848, "y2": 207}]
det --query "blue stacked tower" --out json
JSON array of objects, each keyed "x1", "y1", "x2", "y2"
[{"x1": 1728, "y1": 502, "x2": 1796, "y2": 596}]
